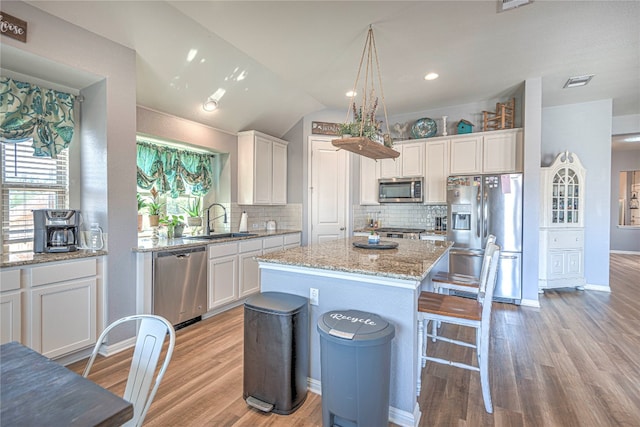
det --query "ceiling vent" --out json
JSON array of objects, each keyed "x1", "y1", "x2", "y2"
[
  {"x1": 498, "y1": 0, "x2": 533, "y2": 12},
  {"x1": 563, "y1": 74, "x2": 595, "y2": 89}
]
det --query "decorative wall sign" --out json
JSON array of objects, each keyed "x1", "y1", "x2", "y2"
[
  {"x1": 312, "y1": 121, "x2": 340, "y2": 136},
  {"x1": 0, "y1": 12, "x2": 27, "y2": 43}
]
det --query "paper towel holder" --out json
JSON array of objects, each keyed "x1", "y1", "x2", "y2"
[{"x1": 239, "y1": 211, "x2": 248, "y2": 232}]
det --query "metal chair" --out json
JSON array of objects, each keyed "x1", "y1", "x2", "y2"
[
  {"x1": 83, "y1": 314, "x2": 176, "y2": 427},
  {"x1": 431, "y1": 234, "x2": 496, "y2": 295},
  {"x1": 416, "y1": 243, "x2": 500, "y2": 413}
]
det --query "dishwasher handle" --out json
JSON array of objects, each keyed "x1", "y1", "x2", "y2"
[{"x1": 153, "y1": 246, "x2": 206, "y2": 259}]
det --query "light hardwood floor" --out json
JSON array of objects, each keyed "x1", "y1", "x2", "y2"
[{"x1": 69, "y1": 254, "x2": 640, "y2": 426}]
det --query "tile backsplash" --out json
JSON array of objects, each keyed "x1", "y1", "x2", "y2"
[
  {"x1": 225, "y1": 203, "x2": 303, "y2": 231},
  {"x1": 353, "y1": 204, "x2": 447, "y2": 230}
]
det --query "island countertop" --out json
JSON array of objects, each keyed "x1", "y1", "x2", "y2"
[{"x1": 257, "y1": 237, "x2": 452, "y2": 281}]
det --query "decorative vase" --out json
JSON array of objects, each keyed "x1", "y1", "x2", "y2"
[
  {"x1": 442, "y1": 115, "x2": 448, "y2": 136},
  {"x1": 187, "y1": 217, "x2": 202, "y2": 227},
  {"x1": 174, "y1": 224, "x2": 185, "y2": 238},
  {"x1": 149, "y1": 214, "x2": 160, "y2": 227}
]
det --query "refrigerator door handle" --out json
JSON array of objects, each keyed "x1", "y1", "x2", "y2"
[
  {"x1": 501, "y1": 255, "x2": 519, "y2": 260},
  {"x1": 476, "y1": 185, "x2": 481, "y2": 238},
  {"x1": 483, "y1": 189, "x2": 488, "y2": 239}
]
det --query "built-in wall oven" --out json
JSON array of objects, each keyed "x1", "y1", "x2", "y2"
[{"x1": 378, "y1": 177, "x2": 423, "y2": 203}]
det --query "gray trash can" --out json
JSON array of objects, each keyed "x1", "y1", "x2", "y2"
[
  {"x1": 243, "y1": 292, "x2": 309, "y2": 415},
  {"x1": 317, "y1": 309, "x2": 395, "y2": 427}
]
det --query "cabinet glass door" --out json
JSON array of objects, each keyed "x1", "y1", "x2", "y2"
[{"x1": 552, "y1": 167, "x2": 580, "y2": 224}]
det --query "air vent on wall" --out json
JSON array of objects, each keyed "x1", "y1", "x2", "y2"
[{"x1": 499, "y1": 0, "x2": 533, "y2": 12}]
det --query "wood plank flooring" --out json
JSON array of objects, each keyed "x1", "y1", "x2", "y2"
[{"x1": 69, "y1": 254, "x2": 640, "y2": 426}]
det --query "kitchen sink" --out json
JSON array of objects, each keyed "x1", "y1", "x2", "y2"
[{"x1": 183, "y1": 232, "x2": 258, "y2": 240}]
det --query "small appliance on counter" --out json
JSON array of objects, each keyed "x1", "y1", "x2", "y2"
[
  {"x1": 33, "y1": 209, "x2": 80, "y2": 253},
  {"x1": 266, "y1": 220, "x2": 277, "y2": 231}
]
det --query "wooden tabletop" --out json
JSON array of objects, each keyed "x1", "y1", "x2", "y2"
[{"x1": 0, "y1": 341, "x2": 133, "y2": 426}]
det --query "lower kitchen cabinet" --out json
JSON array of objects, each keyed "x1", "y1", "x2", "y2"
[
  {"x1": 1, "y1": 269, "x2": 21, "y2": 345},
  {"x1": 208, "y1": 242, "x2": 239, "y2": 309},
  {"x1": 238, "y1": 239, "x2": 263, "y2": 298},
  {"x1": 30, "y1": 277, "x2": 97, "y2": 359},
  {"x1": 0, "y1": 257, "x2": 104, "y2": 358}
]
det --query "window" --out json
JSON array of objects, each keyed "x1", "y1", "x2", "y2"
[{"x1": 1, "y1": 140, "x2": 69, "y2": 253}]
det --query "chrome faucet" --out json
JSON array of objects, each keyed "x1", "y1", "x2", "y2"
[{"x1": 205, "y1": 203, "x2": 227, "y2": 235}]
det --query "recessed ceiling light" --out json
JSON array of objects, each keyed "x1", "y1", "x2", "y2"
[
  {"x1": 346, "y1": 90, "x2": 357, "y2": 97},
  {"x1": 563, "y1": 74, "x2": 594, "y2": 89},
  {"x1": 202, "y1": 98, "x2": 218, "y2": 112},
  {"x1": 424, "y1": 72, "x2": 439, "y2": 81}
]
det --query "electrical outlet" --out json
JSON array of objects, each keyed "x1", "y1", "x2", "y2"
[
  {"x1": 310, "y1": 288, "x2": 319, "y2": 306},
  {"x1": 252, "y1": 223, "x2": 259, "y2": 229}
]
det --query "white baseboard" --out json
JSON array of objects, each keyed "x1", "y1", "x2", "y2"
[
  {"x1": 520, "y1": 298, "x2": 541, "y2": 308},
  {"x1": 610, "y1": 250, "x2": 640, "y2": 255},
  {"x1": 307, "y1": 377, "x2": 321, "y2": 395},
  {"x1": 584, "y1": 284, "x2": 612, "y2": 292},
  {"x1": 306, "y1": 377, "x2": 420, "y2": 426},
  {"x1": 100, "y1": 337, "x2": 136, "y2": 357}
]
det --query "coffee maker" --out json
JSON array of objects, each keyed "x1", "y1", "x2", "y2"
[{"x1": 33, "y1": 209, "x2": 80, "y2": 253}]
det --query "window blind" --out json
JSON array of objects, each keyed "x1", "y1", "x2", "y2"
[{"x1": 1, "y1": 141, "x2": 69, "y2": 252}]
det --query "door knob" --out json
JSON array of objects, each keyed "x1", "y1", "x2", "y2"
[{"x1": 339, "y1": 227, "x2": 345, "y2": 231}]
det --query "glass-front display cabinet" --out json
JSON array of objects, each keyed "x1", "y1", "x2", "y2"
[{"x1": 539, "y1": 151, "x2": 586, "y2": 292}]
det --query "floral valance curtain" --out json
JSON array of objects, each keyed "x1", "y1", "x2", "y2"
[
  {"x1": 0, "y1": 77, "x2": 76, "y2": 158},
  {"x1": 137, "y1": 139, "x2": 214, "y2": 197}
]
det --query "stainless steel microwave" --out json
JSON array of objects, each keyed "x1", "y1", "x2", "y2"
[{"x1": 378, "y1": 177, "x2": 423, "y2": 203}]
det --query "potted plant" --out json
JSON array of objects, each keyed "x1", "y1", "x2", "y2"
[
  {"x1": 147, "y1": 187, "x2": 163, "y2": 227},
  {"x1": 137, "y1": 193, "x2": 148, "y2": 231},
  {"x1": 181, "y1": 198, "x2": 203, "y2": 227},
  {"x1": 160, "y1": 214, "x2": 185, "y2": 239},
  {"x1": 339, "y1": 99, "x2": 391, "y2": 146}
]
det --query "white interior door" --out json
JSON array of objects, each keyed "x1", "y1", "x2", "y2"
[{"x1": 309, "y1": 137, "x2": 349, "y2": 245}]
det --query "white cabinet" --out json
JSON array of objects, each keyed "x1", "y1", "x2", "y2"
[
  {"x1": 360, "y1": 156, "x2": 380, "y2": 205},
  {"x1": 539, "y1": 151, "x2": 586, "y2": 292},
  {"x1": 1, "y1": 269, "x2": 22, "y2": 345},
  {"x1": 238, "y1": 130, "x2": 288, "y2": 205},
  {"x1": 450, "y1": 135, "x2": 483, "y2": 175},
  {"x1": 424, "y1": 139, "x2": 450, "y2": 203},
  {"x1": 238, "y1": 239, "x2": 262, "y2": 298},
  {"x1": 449, "y1": 129, "x2": 522, "y2": 175},
  {"x1": 207, "y1": 233, "x2": 301, "y2": 308},
  {"x1": 379, "y1": 141, "x2": 424, "y2": 178},
  {"x1": 283, "y1": 233, "x2": 301, "y2": 250},
  {"x1": 208, "y1": 242, "x2": 239, "y2": 309},
  {"x1": 483, "y1": 130, "x2": 523, "y2": 173},
  {"x1": 28, "y1": 258, "x2": 99, "y2": 358},
  {"x1": 263, "y1": 235, "x2": 285, "y2": 254}
]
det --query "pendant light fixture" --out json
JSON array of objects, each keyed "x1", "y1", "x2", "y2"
[{"x1": 331, "y1": 25, "x2": 399, "y2": 160}]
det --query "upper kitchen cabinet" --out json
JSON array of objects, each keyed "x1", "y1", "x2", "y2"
[
  {"x1": 450, "y1": 128, "x2": 522, "y2": 175},
  {"x1": 378, "y1": 141, "x2": 424, "y2": 178},
  {"x1": 238, "y1": 131, "x2": 288, "y2": 205},
  {"x1": 360, "y1": 156, "x2": 380, "y2": 205},
  {"x1": 424, "y1": 139, "x2": 450, "y2": 204}
]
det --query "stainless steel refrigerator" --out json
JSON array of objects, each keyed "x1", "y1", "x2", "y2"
[{"x1": 446, "y1": 173, "x2": 523, "y2": 303}]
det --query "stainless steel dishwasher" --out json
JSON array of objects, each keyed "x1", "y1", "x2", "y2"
[{"x1": 153, "y1": 246, "x2": 207, "y2": 328}]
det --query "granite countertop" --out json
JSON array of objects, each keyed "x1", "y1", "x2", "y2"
[
  {"x1": 134, "y1": 229, "x2": 301, "y2": 253},
  {"x1": 1, "y1": 249, "x2": 108, "y2": 268},
  {"x1": 256, "y1": 237, "x2": 452, "y2": 281}
]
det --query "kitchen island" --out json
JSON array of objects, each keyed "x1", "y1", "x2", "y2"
[{"x1": 256, "y1": 237, "x2": 452, "y2": 427}]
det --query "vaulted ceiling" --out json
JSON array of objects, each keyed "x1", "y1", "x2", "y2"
[{"x1": 17, "y1": 1, "x2": 640, "y2": 137}]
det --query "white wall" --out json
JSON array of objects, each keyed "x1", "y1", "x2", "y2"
[{"x1": 542, "y1": 99, "x2": 613, "y2": 288}]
